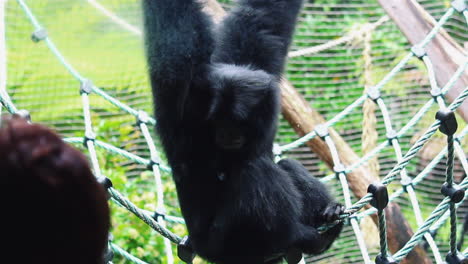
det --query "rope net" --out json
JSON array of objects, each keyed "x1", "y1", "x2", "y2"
[{"x1": 1, "y1": 0, "x2": 467, "y2": 263}]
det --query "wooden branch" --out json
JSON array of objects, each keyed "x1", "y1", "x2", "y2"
[
  {"x1": 201, "y1": 0, "x2": 431, "y2": 263},
  {"x1": 280, "y1": 80, "x2": 375, "y2": 196},
  {"x1": 378, "y1": 0, "x2": 468, "y2": 121}
]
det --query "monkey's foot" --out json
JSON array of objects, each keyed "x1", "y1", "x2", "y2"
[
  {"x1": 285, "y1": 248, "x2": 302, "y2": 264},
  {"x1": 322, "y1": 203, "x2": 345, "y2": 222}
]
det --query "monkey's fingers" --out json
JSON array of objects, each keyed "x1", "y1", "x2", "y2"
[{"x1": 322, "y1": 203, "x2": 345, "y2": 222}]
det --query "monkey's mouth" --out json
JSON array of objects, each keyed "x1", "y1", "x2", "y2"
[{"x1": 216, "y1": 136, "x2": 245, "y2": 150}]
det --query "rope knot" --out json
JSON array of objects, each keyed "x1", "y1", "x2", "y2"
[
  {"x1": 441, "y1": 183, "x2": 465, "y2": 203},
  {"x1": 436, "y1": 110, "x2": 458, "y2": 136},
  {"x1": 177, "y1": 236, "x2": 195, "y2": 263},
  {"x1": 80, "y1": 79, "x2": 94, "y2": 95},
  {"x1": 368, "y1": 183, "x2": 389, "y2": 211},
  {"x1": 31, "y1": 28, "x2": 47, "y2": 42}
]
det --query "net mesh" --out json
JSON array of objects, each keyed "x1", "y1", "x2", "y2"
[{"x1": 2, "y1": 0, "x2": 467, "y2": 263}]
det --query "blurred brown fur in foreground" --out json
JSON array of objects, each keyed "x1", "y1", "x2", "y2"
[{"x1": 0, "y1": 116, "x2": 110, "y2": 264}]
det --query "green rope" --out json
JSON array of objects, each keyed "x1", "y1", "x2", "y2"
[
  {"x1": 1, "y1": 0, "x2": 467, "y2": 263},
  {"x1": 110, "y1": 243, "x2": 149, "y2": 264},
  {"x1": 15, "y1": 0, "x2": 156, "y2": 126},
  {"x1": 446, "y1": 135, "x2": 455, "y2": 187},
  {"x1": 64, "y1": 137, "x2": 171, "y2": 173},
  {"x1": 450, "y1": 202, "x2": 458, "y2": 254},
  {"x1": 0, "y1": 93, "x2": 17, "y2": 113},
  {"x1": 446, "y1": 134, "x2": 459, "y2": 255},
  {"x1": 431, "y1": 137, "x2": 468, "y2": 233},
  {"x1": 328, "y1": 85, "x2": 468, "y2": 225},
  {"x1": 378, "y1": 210, "x2": 388, "y2": 259},
  {"x1": 393, "y1": 175, "x2": 468, "y2": 261},
  {"x1": 280, "y1": 7, "x2": 456, "y2": 152},
  {"x1": 109, "y1": 187, "x2": 182, "y2": 244},
  {"x1": 358, "y1": 125, "x2": 468, "y2": 220}
]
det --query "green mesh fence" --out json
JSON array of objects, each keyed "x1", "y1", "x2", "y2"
[{"x1": 1, "y1": 0, "x2": 467, "y2": 263}]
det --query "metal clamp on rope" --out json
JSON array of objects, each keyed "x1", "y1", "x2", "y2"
[
  {"x1": 104, "y1": 233, "x2": 114, "y2": 263},
  {"x1": 386, "y1": 129, "x2": 398, "y2": 145},
  {"x1": 436, "y1": 110, "x2": 458, "y2": 136},
  {"x1": 178, "y1": 236, "x2": 195, "y2": 263},
  {"x1": 400, "y1": 177, "x2": 413, "y2": 192},
  {"x1": 80, "y1": 79, "x2": 93, "y2": 95},
  {"x1": 411, "y1": 45, "x2": 426, "y2": 59},
  {"x1": 273, "y1": 143, "x2": 282, "y2": 157},
  {"x1": 430, "y1": 87, "x2": 443, "y2": 101},
  {"x1": 97, "y1": 176, "x2": 113, "y2": 200},
  {"x1": 98, "y1": 176, "x2": 113, "y2": 199},
  {"x1": 137, "y1": 110, "x2": 150, "y2": 125},
  {"x1": 368, "y1": 183, "x2": 389, "y2": 211},
  {"x1": 104, "y1": 246, "x2": 114, "y2": 263},
  {"x1": 375, "y1": 254, "x2": 397, "y2": 264},
  {"x1": 83, "y1": 130, "x2": 96, "y2": 147},
  {"x1": 451, "y1": 0, "x2": 467, "y2": 12},
  {"x1": 153, "y1": 210, "x2": 167, "y2": 222},
  {"x1": 31, "y1": 28, "x2": 47, "y2": 42},
  {"x1": 367, "y1": 86, "x2": 381, "y2": 103},
  {"x1": 446, "y1": 251, "x2": 466, "y2": 264},
  {"x1": 333, "y1": 164, "x2": 346, "y2": 178},
  {"x1": 346, "y1": 213, "x2": 357, "y2": 225},
  {"x1": 314, "y1": 124, "x2": 329, "y2": 139},
  {"x1": 441, "y1": 183, "x2": 465, "y2": 203},
  {"x1": 104, "y1": 244, "x2": 114, "y2": 263},
  {"x1": 98, "y1": 175, "x2": 113, "y2": 190},
  {"x1": 13, "y1": 109, "x2": 31, "y2": 122},
  {"x1": 147, "y1": 156, "x2": 161, "y2": 171}
]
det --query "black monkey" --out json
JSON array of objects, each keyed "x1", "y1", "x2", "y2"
[
  {"x1": 0, "y1": 115, "x2": 110, "y2": 264},
  {"x1": 143, "y1": 0, "x2": 343, "y2": 263}
]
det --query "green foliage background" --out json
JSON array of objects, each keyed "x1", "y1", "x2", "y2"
[{"x1": 4, "y1": 0, "x2": 467, "y2": 263}]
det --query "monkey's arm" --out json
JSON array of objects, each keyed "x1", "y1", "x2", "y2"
[
  {"x1": 211, "y1": 0, "x2": 304, "y2": 77},
  {"x1": 142, "y1": 0, "x2": 214, "y2": 99}
]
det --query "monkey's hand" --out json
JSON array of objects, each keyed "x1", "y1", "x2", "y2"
[{"x1": 321, "y1": 203, "x2": 345, "y2": 223}]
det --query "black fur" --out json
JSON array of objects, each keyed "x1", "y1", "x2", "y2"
[{"x1": 142, "y1": 0, "x2": 343, "y2": 263}]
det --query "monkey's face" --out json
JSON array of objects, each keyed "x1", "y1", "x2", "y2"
[
  {"x1": 208, "y1": 63, "x2": 275, "y2": 152},
  {"x1": 214, "y1": 120, "x2": 246, "y2": 150}
]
